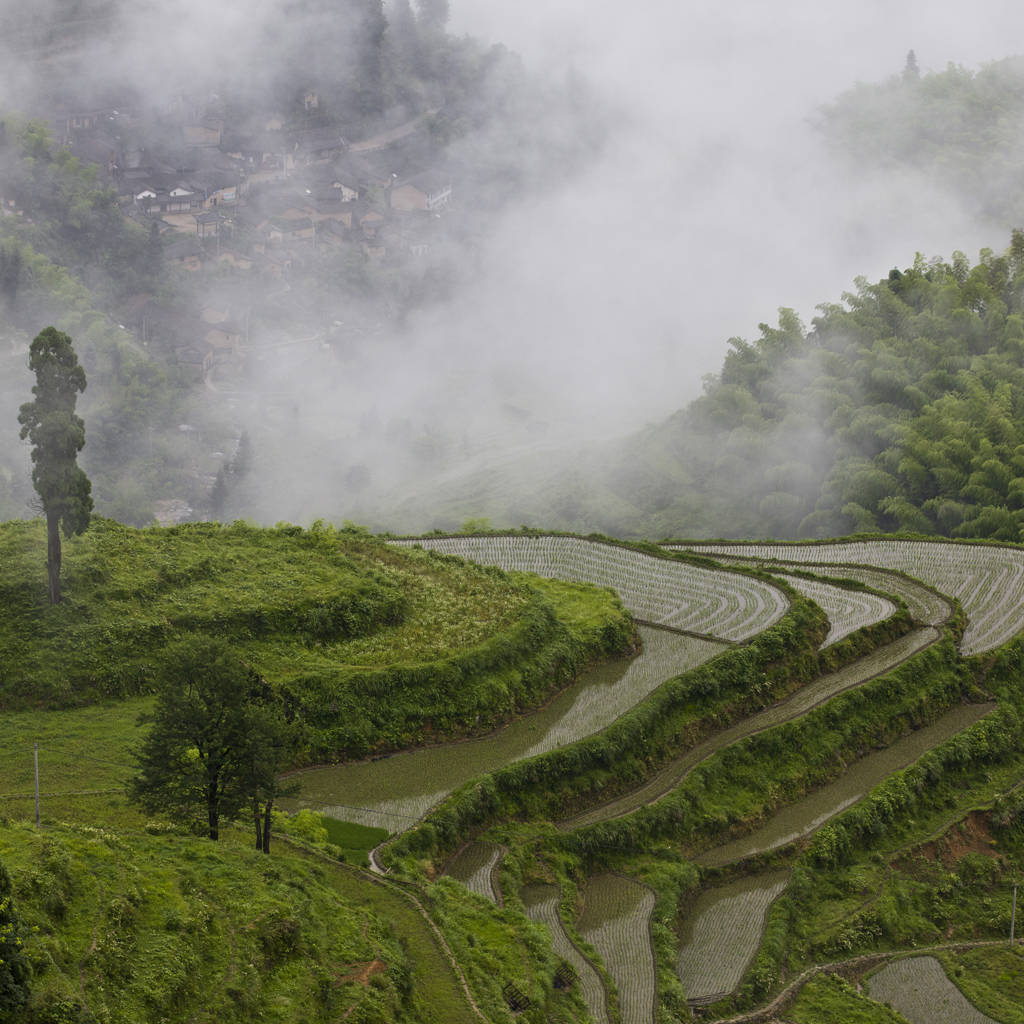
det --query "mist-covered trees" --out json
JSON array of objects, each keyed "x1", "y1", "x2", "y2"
[
  {"x1": 819, "y1": 55, "x2": 1024, "y2": 226},
  {"x1": 18, "y1": 326, "x2": 93, "y2": 604},
  {"x1": 131, "y1": 637, "x2": 298, "y2": 850},
  {"x1": 610, "y1": 233, "x2": 1024, "y2": 542}
]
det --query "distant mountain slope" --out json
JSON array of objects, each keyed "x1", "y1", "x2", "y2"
[
  {"x1": 818, "y1": 54, "x2": 1024, "y2": 229},
  {"x1": 380, "y1": 57, "x2": 1024, "y2": 541},
  {"x1": 392, "y1": 236, "x2": 1024, "y2": 542}
]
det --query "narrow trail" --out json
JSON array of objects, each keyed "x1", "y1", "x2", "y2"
[
  {"x1": 278, "y1": 832, "x2": 489, "y2": 1023},
  {"x1": 698, "y1": 938, "x2": 1023, "y2": 1024}
]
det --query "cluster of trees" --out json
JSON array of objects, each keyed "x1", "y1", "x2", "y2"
[
  {"x1": 131, "y1": 635, "x2": 300, "y2": 851},
  {"x1": 611, "y1": 233, "x2": 1024, "y2": 541},
  {"x1": 0, "y1": 119, "x2": 162, "y2": 303},
  {"x1": 12, "y1": 324, "x2": 312, "y2": 843},
  {"x1": 818, "y1": 55, "x2": 1024, "y2": 228}
]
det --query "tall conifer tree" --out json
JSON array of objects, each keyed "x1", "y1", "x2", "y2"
[{"x1": 18, "y1": 326, "x2": 93, "y2": 604}]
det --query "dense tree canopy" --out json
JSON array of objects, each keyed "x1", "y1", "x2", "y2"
[
  {"x1": 604, "y1": 233, "x2": 1024, "y2": 541},
  {"x1": 131, "y1": 636, "x2": 298, "y2": 848}
]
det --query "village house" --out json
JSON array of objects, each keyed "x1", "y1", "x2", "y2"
[{"x1": 389, "y1": 170, "x2": 452, "y2": 212}]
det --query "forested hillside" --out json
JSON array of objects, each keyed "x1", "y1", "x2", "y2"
[
  {"x1": 818, "y1": 54, "x2": 1024, "y2": 228},
  {"x1": 642, "y1": 235, "x2": 1024, "y2": 540},
  {"x1": 641, "y1": 57, "x2": 1024, "y2": 541},
  {"x1": 390, "y1": 237, "x2": 1024, "y2": 541},
  {"x1": 385, "y1": 56, "x2": 1024, "y2": 542}
]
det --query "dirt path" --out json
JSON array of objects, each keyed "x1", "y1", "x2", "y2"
[
  {"x1": 698, "y1": 938, "x2": 1022, "y2": 1024},
  {"x1": 349, "y1": 109, "x2": 439, "y2": 153}
]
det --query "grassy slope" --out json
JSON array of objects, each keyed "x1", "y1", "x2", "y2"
[
  {"x1": 787, "y1": 973, "x2": 910, "y2": 1023},
  {"x1": 0, "y1": 520, "x2": 633, "y2": 1024},
  {"x1": 0, "y1": 820, "x2": 484, "y2": 1024},
  {"x1": 0, "y1": 519, "x2": 632, "y2": 756}
]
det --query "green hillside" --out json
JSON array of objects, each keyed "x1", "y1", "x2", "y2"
[
  {"x1": 0, "y1": 522, "x2": 631, "y2": 1024},
  {"x1": 404, "y1": 235, "x2": 1024, "y2": 543},
  {"x1": 4, "y1": 529, "x2": 1024, "y2": 1023},
  {"x1": 0, "y1": 519, "x2": 631, "y2": 756},
  {"x1": 387, "y1": 57, "x2": 1024, "y2": 543},
  {"x1": 0, "y1": 815, "x2": 594, "y2": 1024},
  {"x1": 818, "y1": 55, "x2": 1024, "y2": 229}
]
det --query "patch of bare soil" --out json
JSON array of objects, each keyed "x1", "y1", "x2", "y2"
[
  {"x1": 336, "y1": 959, "x2": 387, "y2": 987},
  {"x1": 909, "y1": 810, "x2": 997, "y2": 868}
]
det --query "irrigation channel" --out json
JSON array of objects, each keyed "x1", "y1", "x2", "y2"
[{"x1": 284, "y1": 536, "x2": 998, "y2": 1023}]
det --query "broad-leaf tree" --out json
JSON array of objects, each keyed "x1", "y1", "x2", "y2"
[
  {"x1": 131, "y1": 636, "x2": 298, "y2": 848},
  {"x1": 0, "y1": 857, "x2": 30, "y2": 1015},
  {"x1": 243, "y1": 676, "x2": 301, "y2": 854},
  {"x1": 18, "y1": 326, "x2": 93, "y2": 604}
]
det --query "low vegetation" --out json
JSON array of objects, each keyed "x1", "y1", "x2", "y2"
[
  {"x1": 0, "y1": 820, "x2": 455, "y2": 1024},
  {"x1": 0, "y1": 519, "x2": 632, "y2": 763},
  {"x1": 9, "y1": 527, "x2": 1024, "y2": 1024}
]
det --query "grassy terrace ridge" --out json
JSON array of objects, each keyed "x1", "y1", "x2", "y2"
[{"x1": 0, "y1": 517, "x2": 633, "y2": 759}]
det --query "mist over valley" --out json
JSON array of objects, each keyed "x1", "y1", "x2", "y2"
[{"x1": 2, "y1": 0, "x2": 1024, "y2": 537}]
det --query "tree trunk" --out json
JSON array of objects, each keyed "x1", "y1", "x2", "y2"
[
  {"x1": 262, "y1": 799, "x2": 273, "y2": 854},
  {"x1": 253, "y1": 798, "x2": 263, "y2": 850},
  {"x1": 46, "y1": 512, "x2": 61, "y2": 605},
  {"x1": 207, "y1": 779, "x2": 219, "y2": 840}
]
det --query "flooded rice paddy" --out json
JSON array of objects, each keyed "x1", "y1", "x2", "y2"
[
  {"x1": 676, "y1": 870, "x2": 790, "y2": 1004},
  {"x1": 695, "y1": 702, "x2": 996, "y2": 867},
  {"x1": 561, "y1": 627, "x2": 939, "y2": 829},
  {"x1": 867, "y1": 956, "x2": 1000, "y2": 1024},
  {"x1": 442, "y1": 841, "x2": 504, "y2": 903},
  {"x1": 286, "y1": 626, "x2": 724, "y2": 829},
  {"x1": 697, "y1": 553, "x2": 954, "y2": 629},
  {"x1": 577, "y1": 875, "x2": 658, "y2": 1024},
  {"x1": 521, "y1": 884, "x2": 611, "y2": 1024}
]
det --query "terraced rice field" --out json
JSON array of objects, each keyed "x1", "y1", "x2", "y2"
[
  {"x1": 697, "y1": 554, "x2": 953, "y2": 628},
  {"x1": 805, "y1": 566, "x2": 953, "y2": 627},
  {"x1": 694, "y1": 702, "x2": 996, "y2": 867},
  {"x1": 290, "y1": 627, "x2": 723, "y2": 829},
  {"x1": 443, "y1": 841, "x2": 504, "y2": 903},
  {"x1": 770, "y1": 575, "x2": 895, "y2": 647},
  {"x1": 559, "y1": 627, "x2": 938, "y2": 829},
  {"x1": 687, "y1": 540, "x2": 1024, "y2": 654},
  {"x1": 866, "y1": 956, "x2": 1001, "y2": 1024},
  {"x1": 577, "y1": 875, "x2": 658, "y2": 1024},
  {"x1": 521, "y1": 884, "x2": 610, "y2": 1024},
  {"x1": 395, "y1": 535, "x2": 788, "y2": 642},
  {"x1": 676, "y1": 871, "x2": 790, "y2": 1004}
]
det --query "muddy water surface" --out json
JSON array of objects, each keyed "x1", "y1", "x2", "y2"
[
  {"x1": 695, "y1": 703, "x2": 996, "y2": 867},
  {"x1": 285, "y1": 627, "x2": 724, "y2": 829}
]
